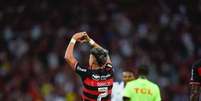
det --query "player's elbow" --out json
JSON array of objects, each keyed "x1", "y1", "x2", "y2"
[
  {"x1": 64, "y1": 54, "x2": 70, "y2": 60},
  {"x1": 64, "y1": 52, "x2": 71, "y2": 60},
  {"x1": 64, "y1": 56, "x2": 71, "y2": 66},
  {"x1": 64, "y1": 55, "x2": 76, "y2": 68},
  {"x1": 64, "y1": 54, "x2": 75, "y2": 63}
]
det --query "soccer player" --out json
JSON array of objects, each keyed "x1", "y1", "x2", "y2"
[
  {"x1": 190, "y1": 60, "x2": 201, "y2": 101},
  {"x1": 123, "y1": 65, "x2": 161, "y2": 101},
  {"x1": 64, "y1": 32, "x2": 113, "y2": 101},
  {"x1": 112, "y1": 68, "x2": 135, "y2": 101}
]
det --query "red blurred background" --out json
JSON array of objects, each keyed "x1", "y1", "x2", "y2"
[{"x1": 0, "y1": 0, "x2": 201, "y2": 101}]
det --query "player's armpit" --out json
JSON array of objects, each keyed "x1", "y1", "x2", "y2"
[
  {"x1": 123, "y1": 96, "x2": 130, "y2": 101},
  {"x1": 190, "y1": 82, "x2": 200, "y2": 101}
]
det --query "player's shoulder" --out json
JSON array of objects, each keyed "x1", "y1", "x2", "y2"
[
  {"x1": 126, "y1": 79, "x2": 137, "y2": 86},
  {"x1": 147, "y1": 80, "x2": 160, "y2": 89},
  {"x1": 75, "y1": 63, "x2": 91, "y2": 74},
  {"x1": 106, "y1": 63, "x2": 112, "y2": 68},
  {"x1": 76, "y1": 64, "x2": 88, "y2": 71},
  {"x1": 104, "y1": 63, "x2": 113, "y2": 72},
  {"x1": 127, "y1": 78, "x2": 143, "y2": 84}
]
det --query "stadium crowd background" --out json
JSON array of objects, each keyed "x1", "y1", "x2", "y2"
[{"x1": 0, "y1": 0, "x2": 201, "y2": 101}]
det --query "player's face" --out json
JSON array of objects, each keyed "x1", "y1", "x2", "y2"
[{"x1": 123, "y1": 71, "x2": 134, "y2": 83}]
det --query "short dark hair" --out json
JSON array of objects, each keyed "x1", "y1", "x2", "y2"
[
  {"x1": 123, "y1": 67, "x2": 135, "y2": 74},
  {"x1": 90, "y1": 47, "x2": 108, "y2": 66},
  {"x1": 138, "y1": 65, "x2": 149, "y2": 76}
]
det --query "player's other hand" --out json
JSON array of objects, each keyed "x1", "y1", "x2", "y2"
[
  {"x1": 72, "y1": 32, "x2": 87, "y2": 43},
  {"x1": 83, "y1": 33, "x2": 91, "y2": 42}
]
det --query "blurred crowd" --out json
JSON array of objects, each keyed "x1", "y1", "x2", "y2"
[{"x1": 0, "y1": 0, "x2": 201, "y2": 101}]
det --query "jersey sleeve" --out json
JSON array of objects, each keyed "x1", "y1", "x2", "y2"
[
  {"x1": 105, "y1": 63, "x2": 114, "y2": 73},
  {"x1": 74, "y1": 63, "x2": 89, "y2": 78},
  {"x1": 123, "y1": 82, "x2": 132, "y2": 98}
]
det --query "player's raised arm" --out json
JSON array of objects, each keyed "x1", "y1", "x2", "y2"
[
  {"x1": 64, "y1": 32, "x2": 86, "y2": 69},
  {"x1": 84, "y1": 34, "x2": 112, "y2": 64}
]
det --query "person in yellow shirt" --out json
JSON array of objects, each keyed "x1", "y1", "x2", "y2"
[
  {"x1": 112, "y1": 68, "x2": 135, "y2": 101},
  {"x1": 123, "y1": 65, "x2": 161, "y2": 101}
]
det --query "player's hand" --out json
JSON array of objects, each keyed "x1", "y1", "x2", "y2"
[
  {"x1": 77, "y1": 33, "x2": 91, "y2": 43},
  {"x1": 83, "y1": 33, "x2": 91, "y2": 42},
  {"x1": 72, "y1": 32, "x2": 87, "y2": 42}
]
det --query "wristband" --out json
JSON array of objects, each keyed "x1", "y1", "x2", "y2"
[
  {"x1": 70, "y1": 38, "x2": 76, "y2": 44},
  {"x1": 89, "y1": 39, "x2": 95, "y2": 45}
]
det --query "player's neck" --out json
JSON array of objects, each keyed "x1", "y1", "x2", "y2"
[
  {"x1": 91, "y1": 64, "x2": 103, "y2": 70},
  {"x1": 91, "y1": 63, "x2": 98, "y2": 70}
]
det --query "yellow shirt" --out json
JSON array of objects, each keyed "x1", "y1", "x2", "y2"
[{"x1": 123, "y1": 78, "x2": 161, "y2": 101}]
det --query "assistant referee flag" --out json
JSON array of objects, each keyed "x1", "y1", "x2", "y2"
[{"x1": 123, "y1": 78, "x2": 161, "y2": 101}]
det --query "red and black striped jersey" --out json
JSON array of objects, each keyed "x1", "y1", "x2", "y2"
[
  {"x1": 190, "y1": 61, "x2": 201, "y2": 85},
  {"x1": 74, "y1": 63, "x2": 113, "y2": 101}
]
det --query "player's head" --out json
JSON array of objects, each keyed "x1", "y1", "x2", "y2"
[
  {"x1": 122, "y1": 68, "x2": 135, "y2": 84},
  {"x1": 138, "y1": 65, "x2": 149, "y2": 77},
  {"x1": 89, "y1": 47, "x2": 108, "y2": 68}
]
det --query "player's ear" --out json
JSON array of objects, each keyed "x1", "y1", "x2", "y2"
[{"x1": 93, "y1": 56, "x2": 98, "y2": 65}]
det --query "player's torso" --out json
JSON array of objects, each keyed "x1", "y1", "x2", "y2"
[{"x1": 82, "y1": 70, "x2": 113, "y2": 101}]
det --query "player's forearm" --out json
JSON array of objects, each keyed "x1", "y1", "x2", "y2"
[
  {"x1": 190, "y1": 84, "x2": 200, "y2": 101},
  {"x1": 64, "y1": 38, "x2": 78, "y2": 68}
]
